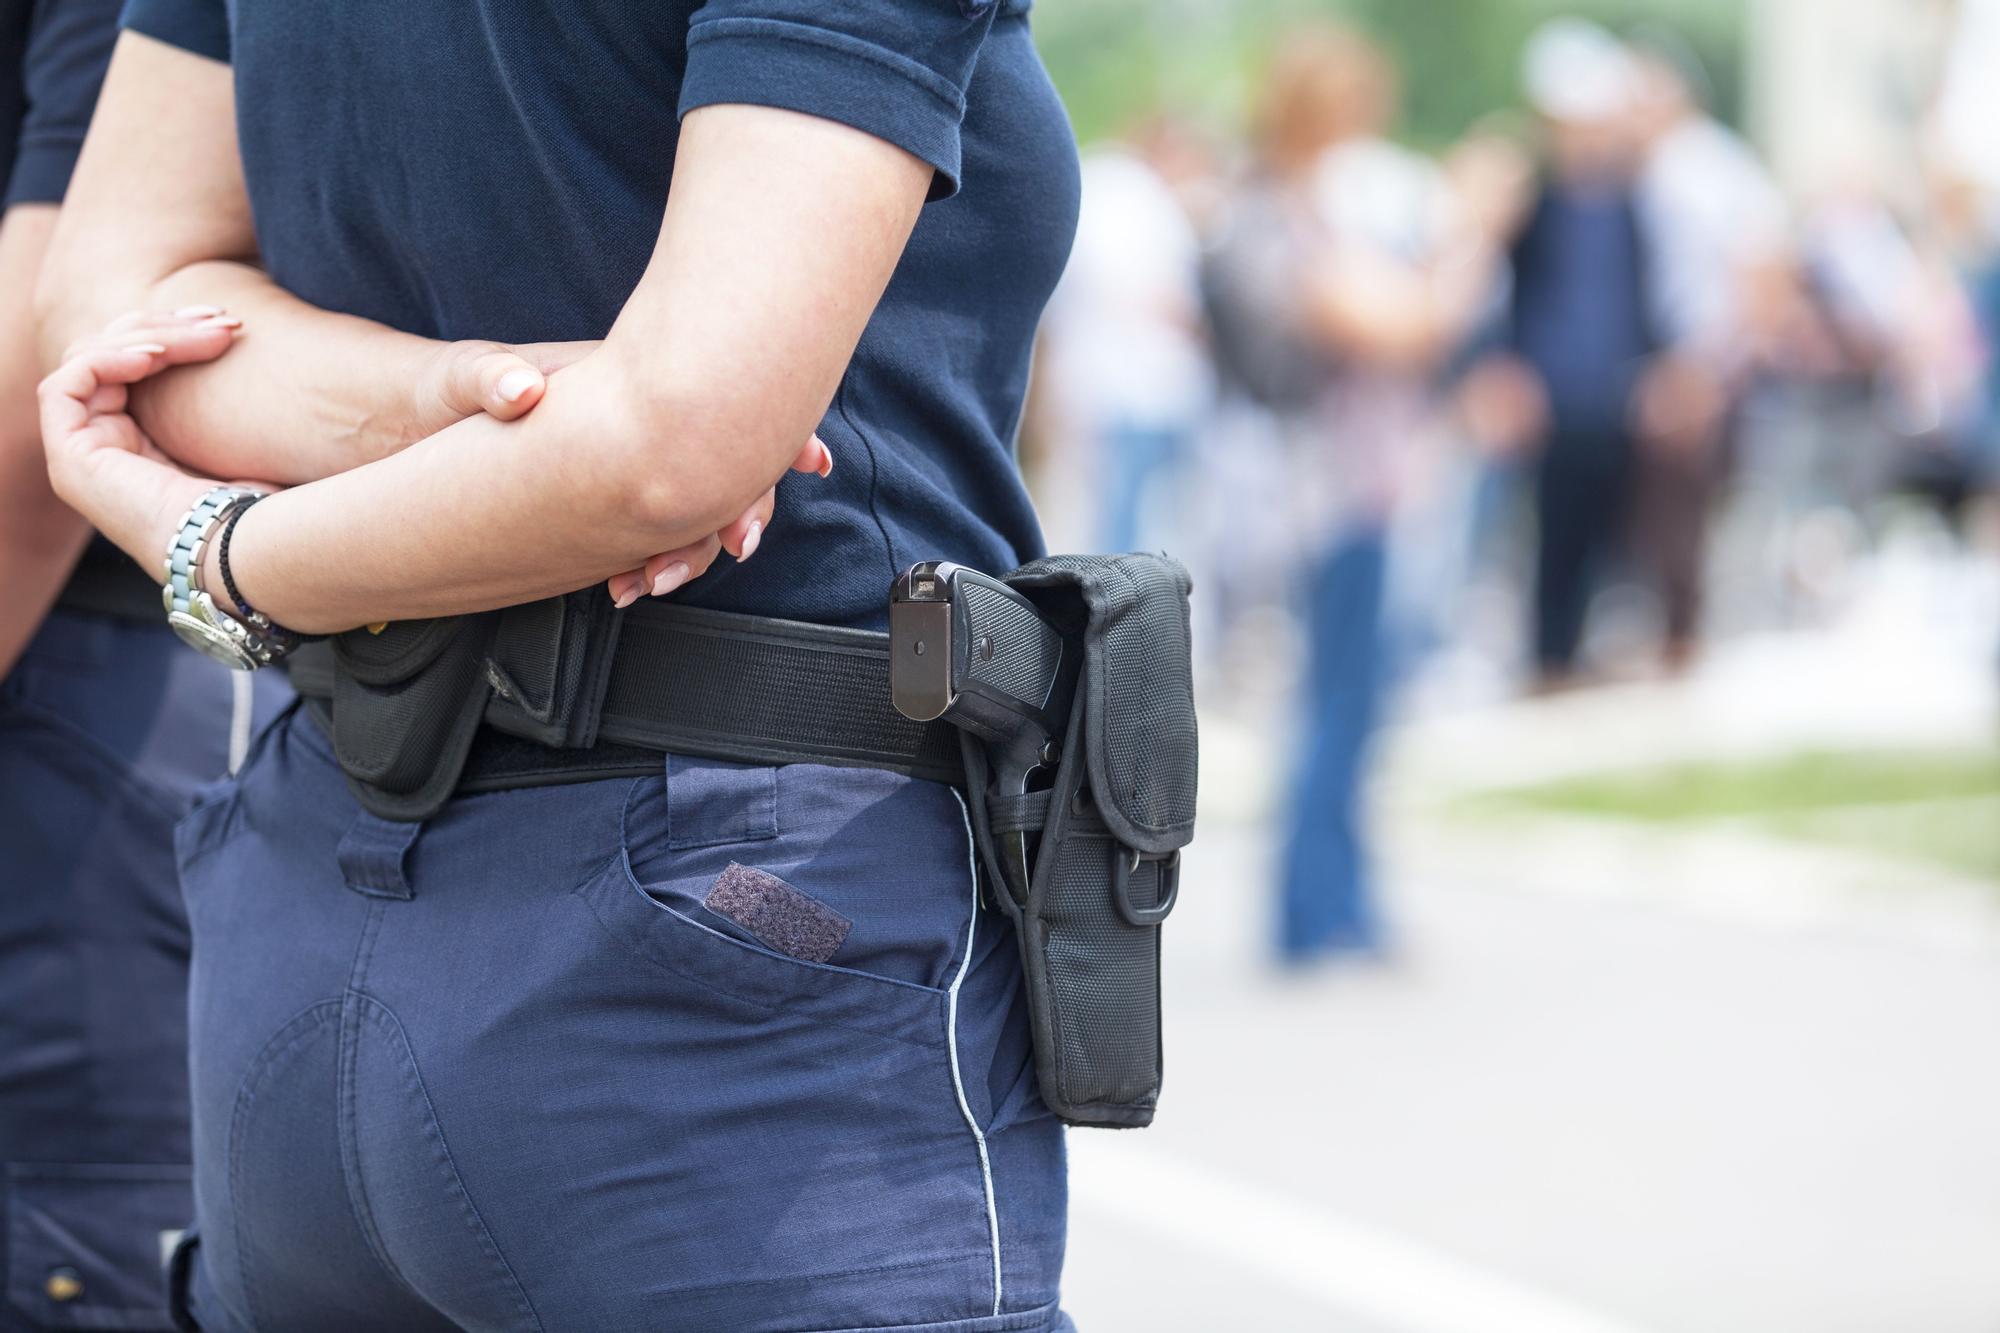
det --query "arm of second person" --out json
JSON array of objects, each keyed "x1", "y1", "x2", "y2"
[{"x1": 35, "y1": 31, "x2": 574, "y2": 485}]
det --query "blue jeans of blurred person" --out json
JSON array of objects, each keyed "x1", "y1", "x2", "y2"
[
  {"x1": 1098, "y1": 422, "x2": 1185, "y2": 555},
  {"x1": 1280, "y1": 528, "x2": 1388, "y2": 962}
]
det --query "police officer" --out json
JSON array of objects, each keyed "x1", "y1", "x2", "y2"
[
  {"x1": 37, "y1": 0, "x2": 1080, "y2": 1329},
  {"x1": 0, "y1": 3, "x2": 260, "y2": 1328}
]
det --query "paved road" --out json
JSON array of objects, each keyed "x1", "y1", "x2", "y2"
[{"x1": 1054, "y1": 820, "x2": 2000, "y2": 1332}]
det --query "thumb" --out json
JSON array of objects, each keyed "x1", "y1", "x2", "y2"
[{"x1": 437, "y1": 342, "x2": 548, "y2": 422}]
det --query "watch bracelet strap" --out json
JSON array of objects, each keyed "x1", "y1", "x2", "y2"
[{"x1": 163, "y1": 486, "x2": 258, "y2": 616}]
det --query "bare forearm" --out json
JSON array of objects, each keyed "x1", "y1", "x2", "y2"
[
  {"x1": 0, "y1": 205, "x2": 89, "y2": 673},
  {"x1": 54, "y1": 105, "x2": 926, "y2": 637},
  {"x1": 1308, "y1": 236, "x2": 1501, "y2": 372},
  {"x1": 0, "y1": 442, "x2": 92, "y2": 674},
  {"x1": 219, "y1": 346, "x2": 794, "y2": 634},
  {"x1": 126, "y1": 261, "x2": 447, "y2": 482}
]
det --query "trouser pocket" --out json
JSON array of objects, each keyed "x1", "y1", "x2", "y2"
[{"x1": 5, "y1": 1164, "x2": 190, "y2": 1330}]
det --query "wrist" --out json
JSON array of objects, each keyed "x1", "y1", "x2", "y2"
[{"x1": 150, "y1": 475, "x2": 223, "y2": 583}]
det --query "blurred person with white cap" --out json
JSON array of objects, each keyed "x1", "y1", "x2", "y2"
[{"x1": 1489, "y1": 17, "x2": 1663, "y2": 688}]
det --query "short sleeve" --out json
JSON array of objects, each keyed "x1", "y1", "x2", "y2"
[
  {"x1": 118, "y1": 0, "x2": 229, "y2": 66},
  {"x1": 679, "y1": 0, "x2": 998, "y2": 201},
  {"x1": 3, "y1": 0, "x2": 121, "y2": 207}
]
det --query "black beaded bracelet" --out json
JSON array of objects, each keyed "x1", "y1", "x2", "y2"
[{"x1": 217, "y1": 496, "x2": 313, "y2": 642}]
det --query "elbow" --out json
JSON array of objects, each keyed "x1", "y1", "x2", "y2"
[{"x1": 605, "y1": 371, "x2": 805, "y2": 539}]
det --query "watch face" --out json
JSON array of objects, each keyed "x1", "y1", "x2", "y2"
[{"x1": 167, "y1": 609, "x2": 260, "y2": 670}]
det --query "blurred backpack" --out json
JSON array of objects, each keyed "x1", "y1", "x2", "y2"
[{"x1": 1198, "y1": 192, "x2": 1331, "y2": 413}]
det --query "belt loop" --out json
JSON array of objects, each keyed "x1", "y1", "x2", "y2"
[{"x1": 337, "y1": 812, "x2": 423, "y2": 900}]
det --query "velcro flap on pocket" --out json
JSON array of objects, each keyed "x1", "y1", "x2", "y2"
[{"x1": 704, "y1": 863, "x2": 852, "y2": 964}]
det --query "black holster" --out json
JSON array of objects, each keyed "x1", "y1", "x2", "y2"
[{"x1": 961, "y1": 553, "x2": 1198, "y2": 1129}]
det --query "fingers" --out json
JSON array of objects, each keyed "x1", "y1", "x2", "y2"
[
  {"x1": 40, "y1": 340, "x2": 175, "y2": 435},
  {"x1": 437, "y1": 341, "x2": 549, "y2": 422},
  {"x1": 64, "y1": 308, "x2": 241, "y2": 365},
  {"x1": 607, "y1": 431, "x2": 830, "y2": 603},
  {"x1": 641, "y1": 534, "x2": 722, "y2": 595},
  {"x1": 606, "y1": 569, "x2": 647, "y2": 608},
  {"x1": 791, "y1": 434, "x2": 834, "y2": 478},
  {"x1": 605, "y1": 531, "x2": 725, "y2": 608},
  {"x1": 716, "y1": 487, "x2": 775, "y2": 562},
  {"x1": 605, "y1": 431, "x2": 832, "y2": 604},
  {"x1": 708, "y1": 435, "x2": 828, "y2": 561},
  {"x1": 40, "y1": 311, "x2": 244, "y2": 510}
]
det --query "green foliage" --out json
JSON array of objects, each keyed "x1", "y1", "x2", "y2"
[{"x1": 1032, "y1": 0, "x2": 1748, "y2": 149}]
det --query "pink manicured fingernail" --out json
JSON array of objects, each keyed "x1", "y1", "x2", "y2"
[
  {"x1": 610, "y1": 575, "x2": 641, "y2": 608},
  {"x1": 650, "y1": 562, "x2": 690, "y2": 597},
  {"x1": 737, "y1": 520, "x2": 762, "y2": 562},
  {"x1": 175, "y1": 304, "x2": 224, "y2": 319},
  {"x1": 198, "y1": 314, "x2": 243, "y2": 329},
  {"x1": 130, "y1": 342, "x2": 167, "y2": 355},
  {"x1": 497, "y1": 369, "x2": 539, "y2": 403},
  {"x1": 816, "y1": 443, "x2": 834, "y2": 477}
]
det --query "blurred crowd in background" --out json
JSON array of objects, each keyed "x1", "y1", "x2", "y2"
[{"x1": 1026, "y1": 7, "x2": 2000, "y2": 969}]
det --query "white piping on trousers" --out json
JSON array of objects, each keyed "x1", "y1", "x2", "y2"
[
  {"x1": 947, "y1": 789, "x2": 1004, "y2": 1316},
  {"x1": 227, "y1": 671, "x2": 255, "y2": 774}
]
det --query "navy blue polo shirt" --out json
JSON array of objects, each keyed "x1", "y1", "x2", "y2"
[
  {"x1": 0, "y1": 0, "x2": 122, "y2": 207},
  {"x1": 119, "y1": 0, "x2": 1079, "y2": 631}
]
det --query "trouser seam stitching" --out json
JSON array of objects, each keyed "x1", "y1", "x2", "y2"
[
  {"x1": 337, "y1": 901, "x2": 428, "y2": 1308},
  {"x1": 227, "y1": 1001, "x2": 343, "y2": 1332},
  {"x1": 348, "y1": 996, "x2": 546, "y2": 1332}
]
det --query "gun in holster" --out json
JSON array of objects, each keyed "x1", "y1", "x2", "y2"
[{"x1": 891, "y1": 554, "x2": 1197, "y2": 1129}]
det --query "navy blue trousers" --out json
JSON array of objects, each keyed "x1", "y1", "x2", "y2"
[
  {"x1": 0, "y1": 611, "x2": 277, "y2": 1331},
  {"x1": 173, "y1": 705, "x2": 1072, "y2": 1331}
]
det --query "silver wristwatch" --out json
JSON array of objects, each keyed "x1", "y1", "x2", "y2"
[{"x1": 162, "y1": 485, "x2": 294, "y2": 670}]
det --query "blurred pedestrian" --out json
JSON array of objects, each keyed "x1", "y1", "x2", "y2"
[
  {"x1": 1628, "y1": 29, "x2": 1789, "y2": 671},
  {"x1": 1208, "y1": 23, "x2": 1509, "y2": 964},
  {"x1": 1495, "y1": 19, "x2": 1660, "y2": 688},
  {"x1": 1042, "y1": 117, "x2": 1214, "y2": 555}
]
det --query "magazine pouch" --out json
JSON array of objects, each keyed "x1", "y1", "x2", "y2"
[
  {"x1": 965, "y1": 553, "x2": 1197, "y2": 1128},
  {"x1": 324, "y1": 613, "x2": 499, "y2": 821}
]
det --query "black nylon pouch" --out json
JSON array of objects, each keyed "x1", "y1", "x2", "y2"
[
  {"x1": 483, "y1": 590, "x2": 623, "y2": 749},
  {"x1": 325, "y1": 613, "x2": 499, "y2": 820},
  {"x1": 967, "y1": 553, "x2": 1197, "y2": 1128}
]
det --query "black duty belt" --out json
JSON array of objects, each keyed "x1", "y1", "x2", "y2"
[{"x1": 287, "y1": 599, "x2": 964, "y2": 797}]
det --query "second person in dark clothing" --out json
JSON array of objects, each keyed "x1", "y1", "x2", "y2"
[{"x1": 1501, "y1": 19, "x2": 1661, "y2": 686}]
